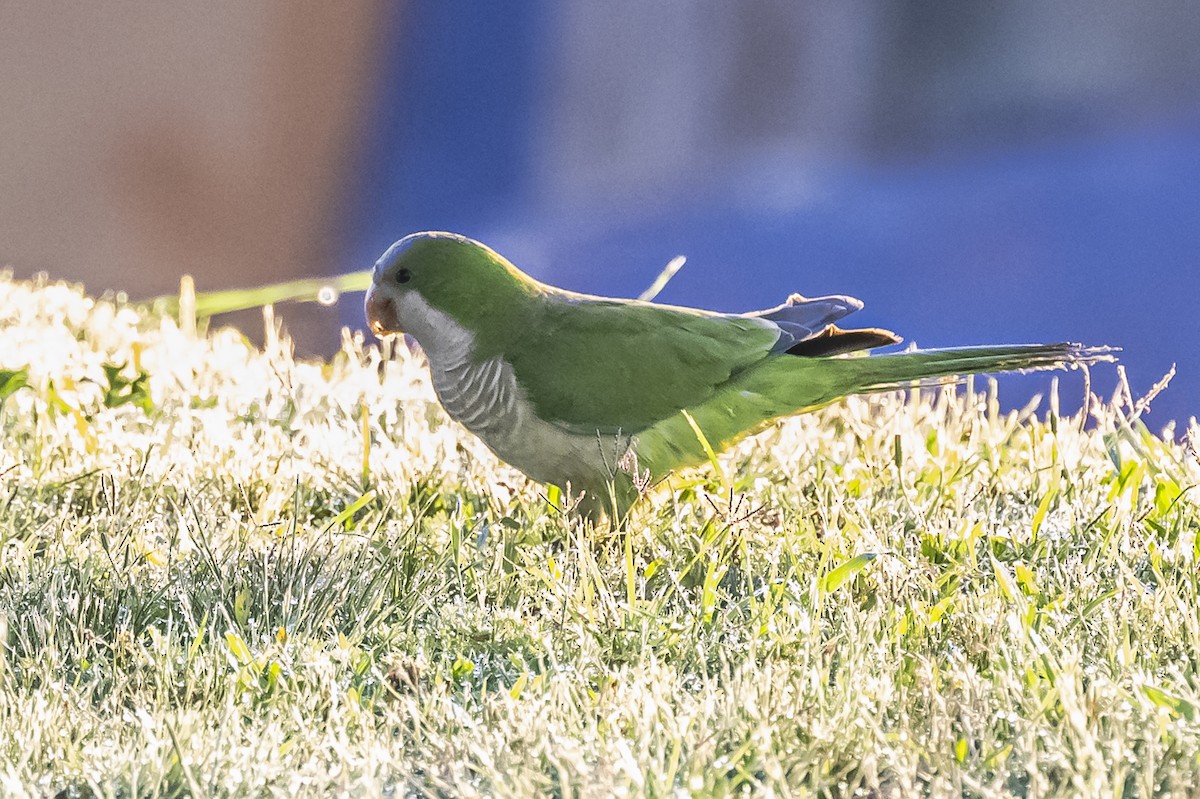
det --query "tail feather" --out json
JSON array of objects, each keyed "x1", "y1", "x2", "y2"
[
  {"x1": 785, "y1": 325, "x2": 901, "y2": 357},
  {"x1": 634, "y1": 342, "x2": 1116, "y2": 477},
  {"x1": 834, "y1": 343, "x2": 1117, "y2": 396}
]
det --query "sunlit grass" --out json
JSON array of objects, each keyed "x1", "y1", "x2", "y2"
[{"x1": 1, "y1": 270, "x2": 1198, "y2": 797}]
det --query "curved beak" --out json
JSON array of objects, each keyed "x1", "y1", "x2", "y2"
[{"x1": 364, "y1": 284, "x2": 401, "y2": 337}]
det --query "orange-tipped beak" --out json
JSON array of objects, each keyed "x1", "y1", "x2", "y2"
[{"x1": 364, "y1": 286, "x2": 400, "y2": 337}]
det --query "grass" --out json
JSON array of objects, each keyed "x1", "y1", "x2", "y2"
[{"x1": 0, "y1": 270, "x2": 1198, "y2": 797}]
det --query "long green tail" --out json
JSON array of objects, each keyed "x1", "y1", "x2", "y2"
[
  {"x1": 635, "y1": 343, "x2": 1115, "y2": 477},
  {"x1": 802, "y1": 343, "x2": 1116, "y2": 399}
]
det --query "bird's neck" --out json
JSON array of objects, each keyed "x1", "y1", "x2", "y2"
[{"x1": 396, "y1": 290, "x2": 478, "y2": 369}]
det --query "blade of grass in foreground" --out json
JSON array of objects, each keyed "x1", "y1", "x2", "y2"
[
  {"x1": 820, "y1": 552, "x2": 877, "y2": 593},
  {"x1": 148, "y1": 270, "x2": 374, "y2": 320}
]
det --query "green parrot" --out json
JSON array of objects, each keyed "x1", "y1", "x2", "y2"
[{"x1": 365, "y1": 232, "x2": 1111, "y2": 520}]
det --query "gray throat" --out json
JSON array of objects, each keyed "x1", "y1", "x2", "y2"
[{"x1": 396, "y1": 291, "x2": 521, "y2": 440}]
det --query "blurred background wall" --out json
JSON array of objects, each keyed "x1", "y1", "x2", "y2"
[
  {"x1": 3, "y1": 2, "x2": 1198, "y2": 424},
  {"x1": 0, "y1": 2, "x2": 388, "y2": 344}
]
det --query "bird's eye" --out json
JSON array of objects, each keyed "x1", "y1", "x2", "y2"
[{"x1": 395, "y1": 268, "x2": 412, "y2": 284}]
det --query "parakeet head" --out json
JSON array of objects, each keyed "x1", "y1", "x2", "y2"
[{"x1": 365, "y1": 231, "x2": 539, "y2": 342}]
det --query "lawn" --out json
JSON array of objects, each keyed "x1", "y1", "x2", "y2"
[{"x1": 0, "y1": 272, "x2": 1198, "y2": 797}]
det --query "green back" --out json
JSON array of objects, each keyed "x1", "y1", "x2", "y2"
[{"x1": 497, "y1": 297, "x2": 780, "y2": 434}]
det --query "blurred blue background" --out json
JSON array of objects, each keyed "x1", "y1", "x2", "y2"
[{"x1": 347, "y1": 1, "x2": 1199, "y2": 427}]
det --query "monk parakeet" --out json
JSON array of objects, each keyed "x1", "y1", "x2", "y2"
[{"x1": 365, "y1": 232, "x2": 1110, "y2": 520}]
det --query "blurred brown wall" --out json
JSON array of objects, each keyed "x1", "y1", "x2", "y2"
[{"x1": 0, "y1": 3, "x2": 390, "y2": 351}]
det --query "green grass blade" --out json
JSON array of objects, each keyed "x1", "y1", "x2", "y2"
[
  {"x1": 681, "y1": 408, "x2": 728, "y2": 492},
  {"x1": 148, "y1": 269, "x2": 374, "y2": 319},
  {"x1": 821, "y1": 553, "x2": 877, "y2": 593}
]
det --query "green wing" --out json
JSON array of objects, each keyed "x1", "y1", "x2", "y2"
[{"x1": 501, "y1": 298, "x2": 780, "y2": 434}]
